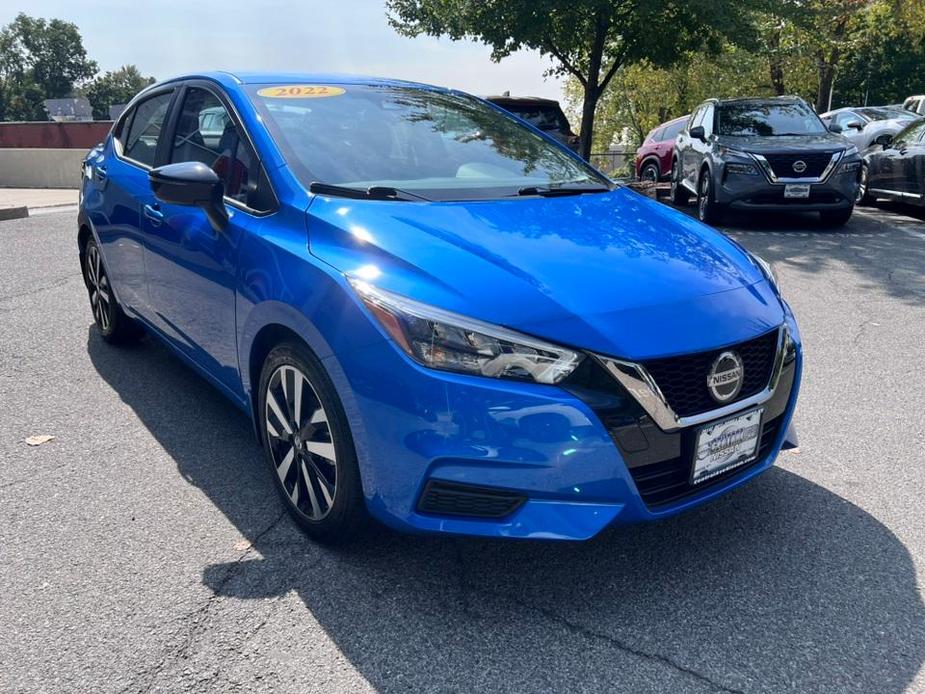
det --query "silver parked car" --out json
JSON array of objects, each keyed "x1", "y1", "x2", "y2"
[{"x1": 820, "y1": 107, "x2": 918, "y2": 150}]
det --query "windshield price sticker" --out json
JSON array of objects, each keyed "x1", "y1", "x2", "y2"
[{"x1": 256, "y1": 85, "x2": 346, "y2": 99}]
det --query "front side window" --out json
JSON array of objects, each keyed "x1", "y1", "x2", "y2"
[
  {"x1": 247, "y1": 84, "x2": 608, "y2": 201},
  {"x1": 662, "y1": 120, "x2": 685, "y2": 141},
  {"x1": 123, "y1": 92, "x2": 172, "y2": 167},
  {"x1": 172, "y1": 87, "x2": 270, "y2": 209},
  {"x1": 715, "y1": 101, "x2": 826, "y2": 137}
]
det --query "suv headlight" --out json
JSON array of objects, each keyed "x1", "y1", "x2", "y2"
[{"x1": 349, "y1": 279, "x2": 584, "y2": 384}]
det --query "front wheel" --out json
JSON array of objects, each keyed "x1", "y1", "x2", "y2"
[
  {"x1": 697, "y1": 170, "x2": 724, "y2": 225},
  {"x1": 258, "y1": 342, "x2": 367, "y2": 543},
  {"x1": 819, "y1": 206, "x2": 854, "y2": 227},
  {"x1": 669, "y1": 160, "x2": 689, "y2": 205},
  {"x1": 856, "y1": 163, "x2": 873, "y2": 206}
]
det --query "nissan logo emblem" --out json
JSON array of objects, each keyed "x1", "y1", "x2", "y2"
[
  {"x1": 707, "y1": 351, "x2": 744, "y2": 403},
  {"x1": 792, "y1": 160, "x2": 807, "y2": 173}
]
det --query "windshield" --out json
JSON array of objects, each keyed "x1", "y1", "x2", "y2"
[
  {"x1": 716, "y1": 101, "x2": 826, "y2": 137},
  {"x1": 247, "y1": 84, "x2": 607, "y2": 201}
]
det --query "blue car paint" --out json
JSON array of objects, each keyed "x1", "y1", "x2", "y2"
[{"x1": 79, "y1": 71, "x2": 802, "y2": 540}]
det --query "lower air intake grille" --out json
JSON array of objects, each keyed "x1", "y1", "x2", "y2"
[
  {"x1": 417, "y1": 480, "x2": 526, "y2": 519},
  {"x1": 629, "y1": 414, "x2": 783, "y2": 508}
]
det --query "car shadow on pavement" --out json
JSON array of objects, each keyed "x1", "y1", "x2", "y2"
[{"x1": 88, "y1": 328, "x2": 925, "y2": 693}]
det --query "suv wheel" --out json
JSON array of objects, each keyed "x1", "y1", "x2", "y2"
[
  {"x1": 856, "y1": 163, "x2": 873, "y2": 206},
  {"x1": 258, "y1": 341, "x2": 367, "y2": 543},
  {"x1": 697, "y1": 170, "x2": 724, "y2": 225},
  {"x1": 669, "y1": 160, "x2": 689, "y2": 205},
  {"x1": 640, "y1": 160, "x2": 660, "y2": 183}
]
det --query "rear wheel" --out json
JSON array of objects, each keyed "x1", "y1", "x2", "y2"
[
  {"x1": 640, "y1": 160, "x2": 660, "y2": 183},
  {"x1": 258, "y1": 342, "x2": 366, "y2": 543},
  {"x1": 83, "y1": 238, "x2": 143, "y2": 344},
  {"x1": 697, "y1": 170, "x2": 724, "y2": 225},
  {"x1": 669, "y1": 159, "x2": 689, "y2": 205},
  {"x1": 819, "y1": 206, "x2": 854, "y2": 227}
]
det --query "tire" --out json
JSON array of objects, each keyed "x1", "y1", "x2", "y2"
[
  {"x1": 258, "y1": 341, "x2": 367, "y2": 543},
  {"x1": 697, "y1": 169, "x2": 724, "y2": 225},
  {"x1": 819, "y1": 206, "x2": 854, "y2": 227},
  {"x1": 82, "y1": 238, "x2": 143, "y2": 344},
  {"x1": 639, "y1": 160, "x2": 660, "y2": 183},
  {"x1": 856, "y1": 163, "x2": 873, "y2": 206},
  {"x1": 669, "y1": 159, "x2": 689, "y2": 205}
]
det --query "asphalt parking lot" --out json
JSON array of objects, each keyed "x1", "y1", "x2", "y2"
[{"x1": 2, "y1": 202, "x2": 924, "y2": 693}]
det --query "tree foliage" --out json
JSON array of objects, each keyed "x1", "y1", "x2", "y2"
[
  {"x1": 82, "y1": 65, "x2": 155, "y2": 120},
  {"x1": 387, "y1": 0, "x2": 765, "y2": 158}
]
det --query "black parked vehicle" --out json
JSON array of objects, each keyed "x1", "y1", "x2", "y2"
[
  {"x1": 486, "y1": 95, "x2": 580, "y2": 151},
  {"x1": 671, "y1": 96, "x2": 862, "y2": 226},
  {"x1": 858, "y1": 118, "x2": 925, "y2": 206}
]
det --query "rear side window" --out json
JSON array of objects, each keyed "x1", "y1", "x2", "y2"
[
  {"x1": 662, "y1": 120, "x2": 685, "y2": 140},
  {"x1": 123, "y1": 92, "x2": 173, "y2": 167},
  {"x1": 647, "y1": 127, "x2": 663, "y2": 143},
  {"x1": 171, "y1": 86, "x2": 274, "y2": 212}
]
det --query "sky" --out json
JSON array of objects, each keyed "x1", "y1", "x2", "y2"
[{"x1": 1, "y1": 0, "x2": 567, "y2": 100}]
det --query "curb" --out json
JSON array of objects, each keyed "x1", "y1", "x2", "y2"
[{"x1": 0, "y1": 206, "x2": 29, "y2": 221}]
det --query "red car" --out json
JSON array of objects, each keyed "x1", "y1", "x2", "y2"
[{"x1": 634, "y1": 115, "x2": 688, "y2": 182}]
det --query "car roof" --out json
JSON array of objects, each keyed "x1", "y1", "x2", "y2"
[
  {"x1": 708, "y1": 96, "x2": 805, "y2": 106},
  {"x1": 152, "y1": 70, "x2": 448, "y2": 92},
  {"x1": 485, "y1": 96, "x2": 561, "y2": 106}
]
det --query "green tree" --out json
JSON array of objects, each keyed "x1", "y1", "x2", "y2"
[
  {"x1": 0, "y1": 13, "x2": 97, "y2": 121},
  {"x1": 82, "y1": 65, "x2": 155, "y2": 119},
  {"x1": 387, "y1": 0, "x2": 764, "y2": 159}
]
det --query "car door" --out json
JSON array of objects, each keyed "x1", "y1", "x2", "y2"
[
  {"x1": 833, "y1": 111, "x2": 864, "y2": 149},
  {"x1": 141, "y1": 81, "x2": 277, "y2": 398},
  {"x1": 874, "y1": 121, "x2": 925, "y2": 196},
  {"x1": 902, "y1": 124, "x2": 925, "y2": 199},
  {"x1": 88, "y1": 88, "x2": 176, "y2": 314}
]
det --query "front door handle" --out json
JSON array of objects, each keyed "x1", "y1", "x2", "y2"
[{"x1": 143, "y1": 203, "x2": 164, "y2": 226}]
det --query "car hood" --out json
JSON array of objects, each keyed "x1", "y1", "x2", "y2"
[
  {"x1": 716, "y1": 133, "x2": 849, "y2": 153},
  {"x1": 306, "y1": 188, "x2": 783, "y2": 360}
]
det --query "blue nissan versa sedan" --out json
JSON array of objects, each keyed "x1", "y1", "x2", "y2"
[{"x1": 78, "y1": 72, "x2": 801, "y2": 542}]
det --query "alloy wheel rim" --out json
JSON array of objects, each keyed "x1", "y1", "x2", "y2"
[
  {"x1": 265, "y1": 365, "x2": 337, "y2": 520},
  {"x1": 86, "y1": 244, "x2": 112, "y2": 332},
  {"x1": 699, "y1": 177, "x2": 709, "y2": 218},
  {"x1": 857, "y1": 167, "x2": 867, "y2": 204},
  {"x1": 643, "y1": 165, "x2": 658, "y2": 182}
]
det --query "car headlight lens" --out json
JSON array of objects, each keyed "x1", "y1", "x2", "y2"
[
  {"x1": 752, "y1": 253, "x2": 780, "y2": 292},
  {"x1": 726, "y1": 162, "x2": 759, "y2": 176},
  {"x1": 349, "y1": 279, "x2": 584, "y2": 384},
  {"x1": 840, "y1": 160, "x2": 861, "y2": 173}
]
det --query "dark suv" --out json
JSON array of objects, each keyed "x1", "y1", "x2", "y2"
[{"x1": 671, "y1": 97, "x2": 861, "y2": 226}]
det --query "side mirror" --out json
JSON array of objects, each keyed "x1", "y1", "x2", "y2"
[
  {"x1": 149, "y1": 161, "x2": 228, "y2": 232},
  {"x1": 847, "y1": 121, "x2": 865, "y2": 131},
  {"x1": 689, "y1": 125, "x2": 706, "y2": 141},
  {"x1": 874, "y1": 133, "x2": 893, "y2": 148},
  {"x1": 828, "y1": 122, "x2": 843, "y2": 133}
]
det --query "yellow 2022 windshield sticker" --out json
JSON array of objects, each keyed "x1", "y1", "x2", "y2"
[{"x1": 256, "y1": 85, "x2": 345, "y2": 99}]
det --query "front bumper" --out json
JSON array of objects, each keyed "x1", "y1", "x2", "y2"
[
  {"x1": 328, "y1": 311, "x2": 803, "y2": 540},
  {"x1": 716, "y1": 165, "x2": 859, "y2": 212}
]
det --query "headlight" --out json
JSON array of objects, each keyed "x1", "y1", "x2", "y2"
[
  {"x1": 349, "y1": 279, "x2": 584, "y2": 384},
  {"x1": 840, "y1": 160, "x2": 861, "y2": 173},
  {"x1": 752, "y1": 253, "x2": 780, "y2": 292},
  {"x1": 726, "y1": 162, "x2": 759, "y2": 176}
]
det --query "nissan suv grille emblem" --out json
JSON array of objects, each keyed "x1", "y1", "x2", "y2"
[
  {"x1": 707, "y1": 351, "x2": 744, "y2": 403},
  {"x1": 792, "y1": 160, "x2": 807, "y2": 173}
]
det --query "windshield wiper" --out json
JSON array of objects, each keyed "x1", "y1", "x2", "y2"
[
  {"x1": 309, "y1": 182, "x2": 430, "y2": 202},
  {"x1": 516, "y1": 185, "x2": 611, "y2": 197}
]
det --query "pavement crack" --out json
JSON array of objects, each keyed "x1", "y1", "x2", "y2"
[
  {"x1": 0, "y1": 275, "x2": 79, "y2": 304},
  {"x1": 491, "y1": 591, "x2": 745, "y2": 693},
  {"x1": 119, "y1": 510, "x2": 288, "y2": 694}
]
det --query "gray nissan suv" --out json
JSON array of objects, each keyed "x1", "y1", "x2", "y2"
[{"x1": 670, "y1": 96, "x2": 861, "y2": 226}]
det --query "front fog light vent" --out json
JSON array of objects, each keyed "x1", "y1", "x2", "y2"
[{"x1": 417, "y1": 480, "x2": 526, "y2": 519}]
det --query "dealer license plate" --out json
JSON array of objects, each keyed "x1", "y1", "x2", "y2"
[
  {"x1": 784, "y1": 183, "x2": 811, "y2": 199},
  {"x1": 692, "y1": 408, "x2": 763, "y2": 485}
]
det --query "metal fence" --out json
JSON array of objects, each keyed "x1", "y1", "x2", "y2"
[{"x1": 589, "y1": 149, "x2": 633, "y2": 179}]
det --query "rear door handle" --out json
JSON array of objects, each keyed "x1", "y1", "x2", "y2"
[{"x1": 143, "y1": 203, "x2": 164, "y2": 226}]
